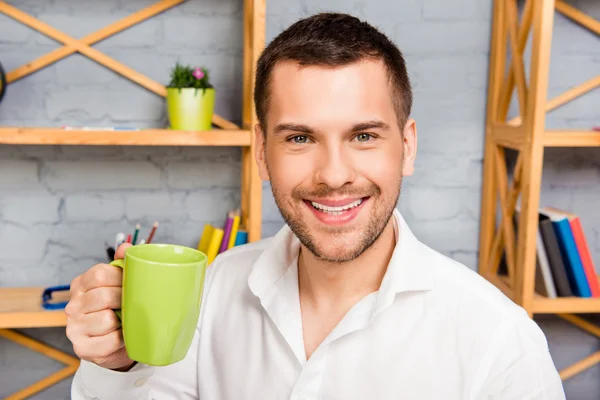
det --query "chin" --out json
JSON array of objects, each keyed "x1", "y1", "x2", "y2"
[{"x1": 301, "y1": 229, "x2": 372, "y2": 263}]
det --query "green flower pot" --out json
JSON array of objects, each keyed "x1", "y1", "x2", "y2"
[{"x1": 167, "y1": 87, "x2": 215, "y2": 131}]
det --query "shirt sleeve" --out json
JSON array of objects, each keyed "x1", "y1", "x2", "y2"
[
  {"x1": 474, "y1": 313, "x2": 566, "y2": 400},
  {"x1": 71, "y1": 327, "x2": 201, "y2": 400}
]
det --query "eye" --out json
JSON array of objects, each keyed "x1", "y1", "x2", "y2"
[
  {"x1": 355, "y1": 133, "x2": 373, "y2": 142},
  {"x1": 289, "y1": 135, "x2": 310, "y2": 144}
]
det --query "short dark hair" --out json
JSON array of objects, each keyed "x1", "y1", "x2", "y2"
[{"x1": 254, "y1": 12, "x2": 412, "y2": 133}]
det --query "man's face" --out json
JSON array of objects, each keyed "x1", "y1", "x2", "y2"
[{"x1": 255, "y1": 59, "x2": 417, "y2": 263}]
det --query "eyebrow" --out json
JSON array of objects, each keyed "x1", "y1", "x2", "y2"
[{"x1": 273, "y1": 120, "x2": 391, "y2": 136}]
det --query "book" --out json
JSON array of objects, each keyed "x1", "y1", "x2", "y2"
[
  {"x1": 235, "y1": 230, "x2": 248, "y2": 246},
  {"x1": 206, "y1": 228, "x2": 224, "y2": 264},
  {"x1": 540, "y1": 207, "x2": 591, "y2": 298},
  {"x1": 227, "y1": 211, "x2": 241, "y2": 250},
  {"x1": 197, "y1": 223, "x2": 214, "y2": 254},
  {"x1": 513, "y1": 209, "x2": 557, "y2": 298},
  {"x1": 544, "y1": 207, "x2": 599, "y2": 297},
  {"x1": 538, "y1": 212, "x2": 573, "y2": 297}
]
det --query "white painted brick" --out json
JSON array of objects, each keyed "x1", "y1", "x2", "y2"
[
  {"x1": 0, "y1": 160, "x2": 40, "y2": 188},
  {"x1": 164, "y1": 16, "x2": 242, "y2": 52},
  {"x1": 65, "y1": 194, "x2": 124, "y2": 221},
  {"x1": 186, "y1": 189, "x2": 239, "y2": 223},
  {"x1": 410, "y1": 215, "x2": 480, "y2": 253},
  {"x1": 394, "y1": 21, "x2": 490, "y2": 55},
  {"x1": 552, "y1": 13, "x2": 600, "y2": 54},
  {"x1": 361, "y1": 0, "x2": 421, "y2": 22},
  {"x1": 4, "y1": 0, "x2": 49, "y2": 14},
  {"x1": 125, "y1": 192, "x2": 188, "y2": 221},
  {"x1": 262, "y1": 221, "x2": 285, "y2": 239},
  {"x1": 0, "y1": 194, "x2": 60, "y2": 225},
  {"x1": 43, "y1": 161, "x2": 161, "y2": 190},
  {"x1": 165, "y1": 160, "x2": 240, "y2": 189},
  {"x1": 0, "y1": 80, "x2": 46, "y2": 121},
  {"x1": 415, "y1": 120, "x2": 485, "y2": 157},
  {"x1": 548, "y1": 55, "x2": 600, "y2": 90},
  {"x1": 55, "y1": 54, "x2": 119, "y2": 85},
  {"x1": 408, "y1": 154, "x2": 482, "y2": 189},
  {"x1": 0, "y1": 47, "x2": 57, "y2": 83},
  {"x1": 45, "y1": 85, "x2": 164, "y2": 122},
  {"x1": 547, "y1": 89, "x2": 599, "y2": 119},
  {"x1": 411, "y1": 89, "x2": 487, "y2": 128},
  {"x1": 403, "y1": 187, "x2": 463, "y2": 221},
  {"x1": 0, "y1": 223, "x2": 50, "y2": 262},
  {"x1": 0, "y1": 15, "x2": 32, "y2": 44},
  {"x1": 32, "y1": 14, "x2": 118, "y2": 46},
  {"x1": 423, "y1": 0, "x2": 480, "y2": 20}
]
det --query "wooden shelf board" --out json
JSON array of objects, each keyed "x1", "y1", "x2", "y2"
[
  {"x1": 0, "y1": 287, "x2": 69, "y2": 329},
  {"x1": 544, "y1": 130, "x2": 600, "y2": 147},
  {"x1": 0, "y1": 127, "x2": 252, "y2": 147},
  {"x1": 533, "y1": 296, "x2": 600, "y2": 314}
]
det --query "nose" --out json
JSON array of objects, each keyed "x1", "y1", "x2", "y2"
[{"x1": 314, "y1": 144, "x2": 356, "y2": 189}]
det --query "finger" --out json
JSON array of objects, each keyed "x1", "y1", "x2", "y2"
[
  {"x1": 82, "y1": 309, "x2": 121, "y2": 337},
  {"x1": 73, "y1": 329, "x2": 124, "y2": 360},
  {"x1": 80, "y1": 287, "x2": 122, "y2": 314},
  {"x1": 79, "y1": 263, "x2": 123, "y2": 293},
  {"x1": 114, "y1": 243, "x2": 133, "y2": 260}
]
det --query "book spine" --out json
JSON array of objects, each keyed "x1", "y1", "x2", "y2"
[
  {"x1": 227, "y1": 215, "x2": 241, "y2": 249},
  {"x1": 569, "y1": 217, "x2": 600, "y2": 297},
  {"x1": 206, "y1": 228, "x2": 224, "y2": 264}
]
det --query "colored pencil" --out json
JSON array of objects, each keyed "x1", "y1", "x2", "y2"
[
  {"x1": 132, "y1": 224, "x2": 140, "y2": 245},
  {"x1": 126, "y1": 234, "x2": 132, "y2": 244},
  {"x1": 146, "y1": 221, "x2": 158, "y2": 244}
]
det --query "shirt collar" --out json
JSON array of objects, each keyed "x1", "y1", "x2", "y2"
[{"x1": 247, "y1": 208, "x2": 434, "y2": 303}]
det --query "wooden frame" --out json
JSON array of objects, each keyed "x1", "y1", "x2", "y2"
[
  {"x1": 0, "y1": 0, "x2": 266, "y2": 397},
  {"x1": 478, "y1": 0, "x2": 600, "y2": 382}
]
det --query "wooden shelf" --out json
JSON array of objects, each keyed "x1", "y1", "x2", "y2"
[
  {"x1": 534, "y1": 295, "x2": 600, "y2": 314},
  {"x1": 544, "y1": 130, "x2": 600, "y2": 147},
  {"x1": 0, "y1": 287, "x2": 70, "y2": 329},
  {"x1": 0, "y1": 127, "x2": 252, "y2": 147}
]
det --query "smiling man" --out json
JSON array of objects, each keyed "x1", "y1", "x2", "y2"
[{"x1": 69, "y1": 12, "x2": 565, "y2": 400}]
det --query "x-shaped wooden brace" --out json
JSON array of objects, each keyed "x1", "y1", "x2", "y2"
[
  {"x1": 502, "y1": 0, "x2": 600, "y2": 127},
  {"x1": 0, "y1": 0, "x2": 238, "y2": 130}
]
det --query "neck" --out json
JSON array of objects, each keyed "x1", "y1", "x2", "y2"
[{"x1": 298, "y1": 217, "x2": 397, "y2": 310}]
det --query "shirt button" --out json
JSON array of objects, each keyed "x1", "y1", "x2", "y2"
[{"x1": 134, "y1": 377, "x2": 148, "y2": 387}]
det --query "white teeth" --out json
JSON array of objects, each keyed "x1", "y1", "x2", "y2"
[{"x1": 311, "y1": 198, "x2": 363, "y2": 214}]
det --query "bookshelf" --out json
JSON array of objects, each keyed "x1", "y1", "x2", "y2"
[
  {"x1": 478, "y1": 0, "x2": 599, "y2": 383},
  {"x1": 0, "y1": 0, "x2": 266, "y2": 398}
]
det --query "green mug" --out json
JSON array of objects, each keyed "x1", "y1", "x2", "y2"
[{"x1": 109, "y1": 243, "x2": 207, "y2": 366}]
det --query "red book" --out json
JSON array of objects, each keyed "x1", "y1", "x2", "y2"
[{"x1": 569, "y1": 217, "x2": 600, "y2": 297}]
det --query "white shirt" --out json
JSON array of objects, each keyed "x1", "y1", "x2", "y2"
[{"x1": 72, "y1": 209, "x2": 565, "y2": 400}]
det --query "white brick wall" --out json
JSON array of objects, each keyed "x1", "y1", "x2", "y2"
[{"x1": 0, "y1": 0, "x2": 599, "y2": 398}]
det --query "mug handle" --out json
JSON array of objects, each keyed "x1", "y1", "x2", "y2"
[{"x1": 109, "y1": 259, "x2": 125, "y2": 320}]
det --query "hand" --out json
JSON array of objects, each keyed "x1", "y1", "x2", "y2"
[{"x1": 65, "y1": 243, "x2": 135, "y2": 371}]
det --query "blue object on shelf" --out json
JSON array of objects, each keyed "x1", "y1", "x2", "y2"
[{"x1": 41, "y1": 284, "x2": 70, "y2": 310}]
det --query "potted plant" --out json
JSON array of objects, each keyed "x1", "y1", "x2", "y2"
[{"x1": 166, "y1": 63, "x2": 215, "y2": 131}]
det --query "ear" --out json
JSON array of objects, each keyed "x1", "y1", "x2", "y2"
[
  {"x1": 254, "y1": 123, "x2": 270, "y2": 181},
  {"x1": 401, "y1": 118, "x2": 417, "y2": 177}
]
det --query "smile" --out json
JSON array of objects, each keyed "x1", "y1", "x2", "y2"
[
  {"x1": 304, "y1": 197, "x2": 368, "y2": 226},
  {"x1": 310, "y1": 198, "x2": 363, "y2": 215}
]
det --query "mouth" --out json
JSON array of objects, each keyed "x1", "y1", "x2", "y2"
[{"x1": 303, "y1": 197, "x2": 369, "y2": 225}]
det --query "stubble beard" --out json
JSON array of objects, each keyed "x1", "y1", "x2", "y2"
[{"x1": 269, "y1": 176, "x2": 403, "y2": 264}]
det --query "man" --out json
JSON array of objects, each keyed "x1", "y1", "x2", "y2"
[{"x1": 67, "y1": 13, "x2": 565, "y2": 399}]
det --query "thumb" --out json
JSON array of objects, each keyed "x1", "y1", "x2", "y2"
[{"x1": 114, "y1": 243, "x2": 133, "y2": 260}]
